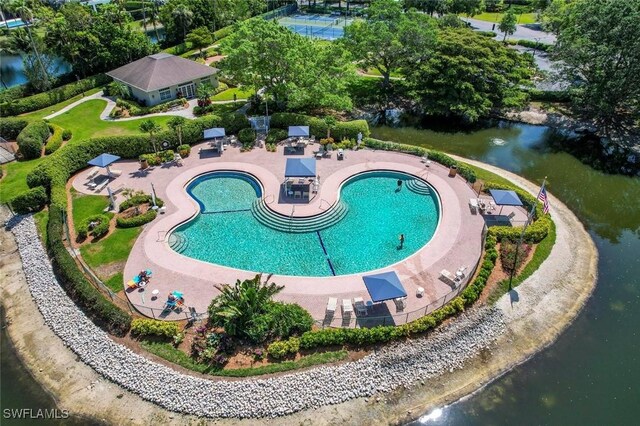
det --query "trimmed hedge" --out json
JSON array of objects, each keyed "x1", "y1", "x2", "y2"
[
  {"x1": 477, "y1": 31, "x2": 497, "y2": 38},
  {"x1": 84, "y1": 214, "x2": 110, "y2": 237},
  {"x1": 10, "y1": 186, "x2": 47, "y2": 213},
  {"x1": 267, "y1": 337, "x2": 300, "y2": 359},
  {"x1": 0, "y1": 74, "x2": 111, "y2": 117},
  {"x1": 364, "y1": 137, "x2": 477, "y2": 183},
  {"x1": 46, "y1": 205, "x2": 131, "y2": 336},
  {"x1": 45, "y1": 124, "x2": 65, "y2": 155},
  {"x1": 238, "y1": 128, "x2": 256, "y2": 146},
  {"x1": 131, "y1": 318, "x2": 179, "y2": 338},
  {"x1": 265, "y1": 128, "x2": 288, "y2": 144},
  {"x1": 0, "y1": 117, "x2": 29, "y2": 139},
  {"x1": 332, "y1": 120, "x2": 370, "y2": 141},
  {"x1": 116, "y1": 209, "x2": 157, "y2": 228},
  {"x1": 17, "y1": 120, "x2": 50, "y2": 160},
  {"x1": 516, "y1": 39, "x2": 553, "y2": 52},
  {"x1": 118, "y1": 194, "x2": 164, "y2": 212}
]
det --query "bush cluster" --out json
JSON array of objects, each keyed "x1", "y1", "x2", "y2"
[
  {"x1": 516, "y1": 39, "x2": 553, "y2": 52},
  {"x1": 266, "y1": 337, "x2": 300, "y2": 359},
  {"x1": 477, "y1": 31, "x2": 497, "y2": 38},
  {"x1": 527, "y1": 89, "x2": 571, "y2": 103},
  {"x1": 17, "y1": 120, "x2": 50, "y2": 159},
  {"x1": 500, "y1": 240, "x2": 532, "y2": 272},
  {"x1": 0, "y1": 74, "x2": 110, "y2": 116},
  {"x1": 238, "y1": 128, "x2": 256, "y2": 148},
  {"x1": 131, "y1": 318, "x2": 180, "y2": 338},
  {"x1": 177, "y1": 144, "x2": 191, "y2": 157},
  {"x1": 265, "y1": 128, "x2": 288, "y2": 144},
  {"x1": 46, "y1": 205, "x2": 131, "y2": 335},
  {"x1": 269, "y1": 113, "x2": 371, "y2": 141},
  {"x1": 10, "y1": 186, "x2": 47, "y2": 214},
  {"x1": 245, "y1": 302, "x2": 313, "y2": 344},
  {"x1": 116, "y1": 209, "x2": 157, "y2": 228},
  {"x1": 84, "y1": 214, "x2": 110, "y2": 237},
  {"x1": 364, "y1": 137, "x2": 477, "y2": 183},
  {"x1": 45, "y1": 124, "x2": 65, "y2": 155},
  {"x1": 0, "y1": 117, "x2": 29, "y2": 139},
  {"x1": 111, "y1": 98, "x2": 186, "y2": 117},
  {"x1": 119, "y1": 194, "x2": 164, "y2": 212}
]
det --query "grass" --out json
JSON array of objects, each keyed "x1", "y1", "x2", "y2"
[
  {"x1": 140, "y1": 339, "x2": 349, "y2": 377},
  {"x1": 33, "y1": 209, "x2": 49, "y2": 246},
  {"x1": 20, "y1": 87, "x2": 103, "y2": 121},
  {"x1": 212, "y1": 87, "x2": 254, "y2": 102},
  {"x1": 80, "y1": 227, "x2": 142, "y2": 269},
  {"x1": 71, "y1": 189, "x2": 112, "y2": 232},
  {"x1": 463, "y1": 163, "x2": 515, "y2": 187},
  {"x1": 361, "y1": 68, "x2": 403, "y2": 78},
  {"x1": 103, "y1": 272, "x2": 124, "y2": 293},
  {"x1": 48, "y1": 99, "x2": 173, "y2": 142},
  {"x1": 488, "y1": 220, "x2": 557, "y2": 304},
  {"x1": 470, "y1": 12, "x2": 538, "y2": 25},
  {"x1": 207, "y1": 102, "x2": 246, "y2": 115},
  {"x1": 0, "y1": 158, "x2": 44, "y2": 203}
]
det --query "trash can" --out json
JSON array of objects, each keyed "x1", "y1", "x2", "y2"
[{"x1": 448, "y1": 165, "x2": 458, "y2": 177}]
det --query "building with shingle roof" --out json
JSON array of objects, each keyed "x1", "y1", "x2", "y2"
[{"x1": 106, "y1": 53, "x2": 218, "y2": 106}]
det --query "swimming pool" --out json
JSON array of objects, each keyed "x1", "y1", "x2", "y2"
[{"x1": 170, "y1": 171, "x2": 440, "y2": 277}]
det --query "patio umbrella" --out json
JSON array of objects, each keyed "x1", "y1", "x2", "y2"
[
  {"x1": 362, "y1": 271, "x2": 407, "y2": 303},
  {"x1": 284, "y1": 158, "x2": 316, "y2": 178},
  {"x1": 488, "y1": 189, "x2": 523, "y2": 215},
  {"x1": 87, "y1": 153, "x2": 121, "y2": 177},
  {"x1": 288, "y1": 126, "x2": 310, "y2": 138}
]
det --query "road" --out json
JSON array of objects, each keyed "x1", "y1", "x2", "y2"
[{"x1": 463, "y1": 17, "x2": 556, "y2": 44}]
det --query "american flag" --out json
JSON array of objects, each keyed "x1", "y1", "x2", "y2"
[{"x1": 538, "y1": 184, "x2": 550, "y2": 214}]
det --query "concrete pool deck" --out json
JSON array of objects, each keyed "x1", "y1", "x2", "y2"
[{"x1": 71, "y1": 143, "x2": 528, "y2": 322}]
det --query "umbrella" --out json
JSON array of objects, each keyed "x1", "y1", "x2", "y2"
[
  {"x1": 488, "y1": 189, "x2": 523, "y2": 215},
  {"x1": 87, "y1": 153, "x2": 121, "y2": 177},
  {"x1": 362, "y1": 271, "x2": 407, "y2": 303},
  {"x1": 284, "y1": 158, "x2": 316, "y2": 178},
  {"x1": 288, "y1": 126, "x2": 310, "y2": 138}
]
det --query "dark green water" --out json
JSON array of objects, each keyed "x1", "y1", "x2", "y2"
[
  {"x1": 370, "y1": 125, "x2": 640, "y2": 425},
  {"x1": 2, "y1": 122, "x2": 638, "y2": 424}
]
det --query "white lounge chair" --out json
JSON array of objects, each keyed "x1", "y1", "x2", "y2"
[
  {"x1": 87, "y1": 167, "x2": 100, "y2": 180},
  {"x1": 440, "y1": 269, "x2": 458, "y2": 285},
  {"x1": 469, "y1": 198, "x2": 479, "y2": 213},
  {"x1": 95, "y1": 179, "x2": 109, "y2": 192},
  {"x1": 394, "y1": 297, "x2": 407, "y2": 312},
  {"x1": 326, "y1": 297, "x2": 337, "y2": 314},
  {"x1": 421, "y1": 155, "x2": 432, "y2": 167},
  {"x1": 342, "y1": 299, "x2": 353, "y2": 316},
  {"x1": 353, "y1": 297, "x2": 367, "y2": 316}
]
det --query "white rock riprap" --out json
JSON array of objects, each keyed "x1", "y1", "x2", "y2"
[{"x1": 8, "y1": 214, "x2": 506, "y2": 419}]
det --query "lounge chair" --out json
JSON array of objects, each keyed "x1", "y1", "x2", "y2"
[
  {"x1": 440, "y1": 269, "x2": 458, "y2": 285},
  {"x1": 342, "y1": 299, "x2": 353, "y2": 316},
  {"x1": 421, "y1": 155, "x2": 432, "y2": 167},
  {"x1": 326, "y1": 297, "x2": 337, "y2": 314},
  {"x1": 507, "y1": 211, "x2": 516, "y2": 220},
  {"x1": 353, "y1": 297, "x2": 367, "y2": 316},
  {"x1": 469, "y1": 198, "x2": 479, "y2": 213},
  {"x1": 95, "y1": 179, "x2": 109, "y2": 192},
  {"x1": 87, "y1": 167, "x2": 100, "y2": 180}
]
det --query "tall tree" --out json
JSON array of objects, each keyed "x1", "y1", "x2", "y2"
[
  {"x1": 551, "y1": 0, "x2": 640, "y2": 138},
  {"x1": 167, "y1": 116, "x2": 187, "y2": 145},
  {"x1": 405, "y1": 27, "x2": 533, "y2": 123},
  {"x1": 172, "y1": 4, "x2": 194, "y2": 42},
  {"x1": 15, "y1": 4, "x2": 51, "y2": 90},
  {"x1": 449, "y1": 0, "x2": 485, "y2": 17},
  {"x1": 185, "y1": 26, "x2": 213, "y2": 56},
  {"x1": 498, "y1": 8, "x2": 517, "y2": 41},
  {"x1": 139, "y1": 120, "x2": 163, "y2": 153}
]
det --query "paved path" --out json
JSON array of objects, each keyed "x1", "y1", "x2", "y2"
[{"x1": 464, "y1": 17, "x2": 556, "y2": 44}]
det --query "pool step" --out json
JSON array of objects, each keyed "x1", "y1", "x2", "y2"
[
  {"x1": 406, "y1": 179, "x2": 431, "y2": 195},
  {"x1": 251, "y1": 199, "x2": 349, "y2": 233},
  {"x1": 168, "y1": 233, "x2": 189, "y2": 253}
]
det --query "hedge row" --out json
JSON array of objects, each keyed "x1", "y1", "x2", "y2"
[
  {"x1": 116, "y1": 209, "x2": 157, "y2": 228},
  {"x1": 118, "y1": 194, "x2": 164, "y2": 212},
  {"x1": 268, "y1": 238, "x2": 499, "y2": 357},
  {"x1": 0, "y1": 74, "x2": 111, "y2": 117},
  {"x1": 0, "y1": 117, "x2": 29, "y2": 139},
  {"x1": 516, "y1": 39, "x2": 553, "y2": 52},
  {"x1": 131, "y1": 318, "x2": 179, "y2": 338},
  {"x1": 46, "y1": 205, "x2": 131, "y2": 336},
  {"x1": 269, "y1": 113, "x2": 371, "y2": 141},
  {"x1": 45, "y1": 124, "x2": 65, "y2": 155},
  {"x1": 9, "y1": 186, "x2": 47, "y2": 214},
  {"x1": 17, "y1": 120, "x2": 50, "y2": 160},
  {"x1": 364, "y1": 137, "x2": 477, "y2": 183}
]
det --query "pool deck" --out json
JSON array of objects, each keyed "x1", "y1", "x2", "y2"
[{"x1": 72, "y1": 142, "x2": 528, "y2": 324}]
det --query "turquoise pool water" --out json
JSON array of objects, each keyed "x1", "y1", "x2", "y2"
[{"x1": 172, "y1": 171, "x2": 440, "y2": 276}]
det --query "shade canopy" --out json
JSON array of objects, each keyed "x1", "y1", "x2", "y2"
[
  {"x1": 284, "y1": 158, "x2": 316, "y2": 178},
  {"x1": 362, "y1": 271, "x2": 407, "y2": 303},
  {"x1": 203, "y1": 127, "x2": 226, "y2": 139},
  {"x1": 288, "y1": 126, "x2": 309, "y2": 138},
  {"x1": 88, "y1": 153, "x2": 120, "y2": 168},
  {"x1": 489, "y1": 189, "x2": 523, "y2": 206}
]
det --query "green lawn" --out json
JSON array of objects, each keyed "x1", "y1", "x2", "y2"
[
  {"x1": 463, "y1": 163, "x2": 515, "y2": 187},
  {"x1": 0, "y1": 159, "x2": 43, "y2": 203},
  {"x1": 20, "y1": 87, "x2": 103, "y2": 121},
  {"x1": 140, "y1": 339, "x2": 348, "y2": 377},
  {"x1": 208, "y1": 102, "x2": 246, "y2": 115},
  {"x1": 71, "y1": 189, "x2": 112, "y2": 232},
  {"x1": 470, "y1": 12, "x2": 538, "y2": 25},
  {"x1": 104, "y1": 272, "x2": 124, "y2": 293},
  {"x1": 33, "y1": 209, "x2": 49, "y2": 245},
  {"x1": 80, "y1": 227, "x2": 142, "y2": 268},
  {"x1": 212, "y1": 87, "x2": 254, "y2": 101},
  {"x1": 48, "y1": 99, "x2": 173, "y2": 142}
]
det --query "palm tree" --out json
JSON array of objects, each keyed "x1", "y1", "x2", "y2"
[
  {"x1": 167, "y1": 116, "x2": 186, "y2": 146},
  {"x1": 139, "y1": 119, "x2": 163, "y2": 154},
  {"x1": 151, "y1": 0, "x2": 162, "y2": 43},
  {"x1": 15, "y1": 5, "x2": 50, "y2": 90},
  {"x1": 141, "y1": 0, "x2": 148, "y2": 33},
  {"x1": 208, "y1": 274, "x2": 283, "y2": 339},
  {"x1": 172, "y1": 4, "x2": 194, "y2": 43}
]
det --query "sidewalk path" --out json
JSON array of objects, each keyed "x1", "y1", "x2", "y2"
[{"x1": 464, "y1": 17, "x2": 556, "y2": 44}]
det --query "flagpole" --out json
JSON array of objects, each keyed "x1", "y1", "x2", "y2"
[{"x1": 508, "y1": 176, "x2": 546, "y2": 290}]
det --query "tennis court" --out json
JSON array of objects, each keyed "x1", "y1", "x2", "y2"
[{"x1": 278, "y1": 14, "x2": 353, "y2": 40}]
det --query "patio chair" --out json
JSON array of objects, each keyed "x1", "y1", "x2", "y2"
[
  {"x1": 342, "y1": 299, "x2": 353, "y2": 316},
  {"x1": 469, "y1": 198, "x2": 479, "y2": 213},
  {"x1": 326, "y1": 297, "x2": 337, "y2": 314},
  {"x1": 322, "y1": 150, "x2": 332, "y2": 158},
  {"x1": 440, "y1": 269, "x2": 458, "y2": 285},
  {"x1": 507, "y1": 211, "x2": 516, "y2": 220},
  {"x1": 95, "y1": 179, "x2": 109, "y2": 192},
  {"x1": 87, "y1": 167, "x2": 100, "y2": 180},
  {"x1": 394, "y1": 297, "x2": 407, "y2": 312},
  {"x1": 353, "y1": 297, "x2": 367, "y2": 316}
]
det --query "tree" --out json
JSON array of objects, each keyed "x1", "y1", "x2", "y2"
[
  {"x1": 15, "y1": 5, "x2": 51, "y2": 90},
  {"x1": 342, "y1": 0, "x2": 437, "y2": 90},
  {"x1": 185, "y1": 27, "x2": 213, "y2": 56},
  {"x1": 404, "y1": 0, "x2": 451, "y2": 16},
  {"x1": 405, "y1": 27, "x2": 533, "y2": 123},
  {"x1": 195, "y1": 82, "x2": 213, "y2": 106},
  {"x1": 167, "y1": 116, "x2": 187, "y2": 145},
  {"x1": 172, "y1": 4, "x2": 194, "y2": 43},
  {"x1": 498, "y1": 8, "x2": 517, "y2": 41},
  {"x1": 139, "y1": 120, "x2": 163, "y2": 154},
  {"x1": 551, "y1": 0, "x2": 640, "y2": 139},
  {"x1": 449, "y1": 0, "x2": 485, "y2": 17}
]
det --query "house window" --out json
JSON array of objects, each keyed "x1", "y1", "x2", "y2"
[{"x1": 159, "y1": 87, "x2": 172, "y2": 101}]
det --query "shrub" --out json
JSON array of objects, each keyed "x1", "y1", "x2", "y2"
[
  {"x1": 500, "y1": 241, "x2": 532, "y2": 272},
  {"x1": 331, "y1": 120, "x2": 370, "y2": 141},
  {"x1": 118, "y1": 194, "x2": 164, "y2": 212},
  {"x1": 267, "y1": 337, "x2": 300, "y2": 359},
  {"x1": 46, "y1": 205, "x2": 131, "y2": 335},
  {"x1": 477, "y1": 31, "x2": 497, "y2": 37},
  {"x1": 45, "y1": 124, "x2": 65, "y2": 154},
  {"x1": 238, "y1": 128, "x2": 256, "y2": 147},
  {"x1": 116, "y1": 209, "x2": 157, "y2": 228},
  {"x1": 269, "y1": 112, "x2": 328, "y2": 138},
  {"x1": 0, "y1": 117, "x2": 29, "y2": 139},
  {"x1": 517, "y1": 39, "x2": 553, "y2": 52},
  {"x1": 131, "y1": 318, "x2": 179, "y2": 338},
  {"x1": 62, "y1": 129, "x2": 72, "y2": 141},
  {"x1": 265, "y1": 128, "x2": 288, "y2": 144},
  {"x1": 220, "y1": 112, "x2": 251, "y2": 134},
  {"x1": 139, "y1": 153, "x2": 161, "y2": 166},
  {"x1": 527, "y1": 89, "x2": 571, "y2": 103},
  {"x1": 17, "y1": 121, "x2": 50, "y2": 159},
  {"x1": 177, "y1": 144, "x2": 191, "y2": 157},
  {"x1": 85, "y1": 214, "x2": 110, "y2": 237},
  {"x1": 0, "y1": 74, "x2": 111, "y2": 116},
  {"x1": 10, "y1": 186, "x2": 47, "y2": 213}
]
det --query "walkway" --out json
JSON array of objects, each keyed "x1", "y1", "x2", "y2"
[{"x1": 464, "y1": 17, "x2": 556, "y2": 44}]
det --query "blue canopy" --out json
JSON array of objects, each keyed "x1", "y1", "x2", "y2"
[
  {"x1": 203, "y1": 127, "x2": 226, "y2": 139},
  {"x1": 288, "y1": 126, "x2": 309, "y2": 138},
  {"x1": 362, "y1": 271, "x2": 407, "y2": 303},
  {"x1": 489, "y1": 189, "x2": 523, "y2": 206},
  {"x1": 87, "y1": 153, "x2": 120, "y2": 168},
  {"x1": 285, "y1": 158, "x2": 316, "y2": 178}
]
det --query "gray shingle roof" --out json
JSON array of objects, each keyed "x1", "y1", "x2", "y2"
[{"x1": 106, "y1": 53, "x2": 218, "y2": 92}]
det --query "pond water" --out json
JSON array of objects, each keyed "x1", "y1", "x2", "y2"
[
  {"x1": 371, "y1": 124, "x2": 640, "y2": 425},
  {"x1": 2, "y1": 121, "x2": 638, "y2": 424},
  {"x1": 0, "y1": 53, "x2": 71, "y2": 89}
]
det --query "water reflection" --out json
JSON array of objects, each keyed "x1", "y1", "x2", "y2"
[{"x1": 0, "y1": 53, "x2": 71, "y2": 89}]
